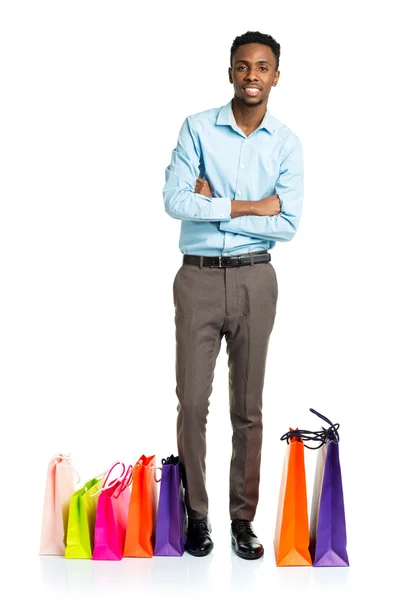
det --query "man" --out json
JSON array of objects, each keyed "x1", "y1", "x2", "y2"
[{"x1": 163, "y1": 30, "x2": 303, "y2": 560}]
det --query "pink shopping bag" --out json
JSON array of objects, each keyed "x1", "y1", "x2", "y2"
[
  {"x1": 39, "y1": 453, "x2": 79, "y2": 555},
  {"x1": 93, "y1": 463, "x2": 133, "y2": 560}
]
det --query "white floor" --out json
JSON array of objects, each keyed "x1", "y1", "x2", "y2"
[
  {"x1": 38, "y1": 550, "x2": 351, "y2": 600},
  {"x1": 21, "y1": 532, "x2": 392, "y2": 600}
]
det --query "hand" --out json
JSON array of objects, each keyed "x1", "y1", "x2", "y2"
[
  {"x1": 194, "y1": 177, "x2": 212, "y2": 198},
  {"x1": 256, "y1": 194, "x2": 281, "y2": 217}
]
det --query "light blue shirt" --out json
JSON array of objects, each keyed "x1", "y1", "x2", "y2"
[{"x1": 163, "y1": 98, "x2": 303, "y2": 256}]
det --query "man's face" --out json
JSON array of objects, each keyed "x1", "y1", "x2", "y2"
[{"x1": 229, "y1": 43, "x2": 280, "y2": 106}]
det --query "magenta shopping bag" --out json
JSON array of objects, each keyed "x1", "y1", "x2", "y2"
[
  {"x1": 154, "y1": 455, "x2": 186, "y2": 556},
  {"x1": 93, "y1": 463, "x2": 133, "y2": 561},
  {"x1": 309, "y1": 409, "x2": 349, "y2": 567}
]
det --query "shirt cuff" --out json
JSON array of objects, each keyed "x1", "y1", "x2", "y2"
[{"x1": 207, "y1": 196, "x2": 231, "y2": 221}]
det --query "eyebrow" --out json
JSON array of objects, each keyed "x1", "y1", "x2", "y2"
[{"x1": 235, "y1": 59, "x2": 272, "y2": 65}]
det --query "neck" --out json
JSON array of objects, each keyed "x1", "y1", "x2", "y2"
[{"x1": 231, "y1": 95, "x2": 267, "y2": 131}]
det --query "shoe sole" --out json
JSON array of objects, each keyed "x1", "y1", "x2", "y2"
[
  {"x1": 185, "y1": 543, "x2": 214, "y2": 557},
  {"x1": 231, "y1": 539, "x2": 264, "y2": 560}
]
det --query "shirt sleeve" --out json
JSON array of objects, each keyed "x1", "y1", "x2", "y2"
[
  {"x1": 219, "y1": 135, "x2": 304, "y2": 242},
  {"x1": 163, "y1": 116, "x2": 232, "y2": 221}
]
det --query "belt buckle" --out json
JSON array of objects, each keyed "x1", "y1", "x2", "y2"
[
  {"x1": 216, "y1": 255, "x2": 243, "y2": 267},
  {"x1": 218, "y1": 255, "x2": 243, "y2": 268}
]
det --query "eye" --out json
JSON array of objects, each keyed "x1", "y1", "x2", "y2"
[{"x1": 237, "y1": 65, "x2": 268, "y2": 71}]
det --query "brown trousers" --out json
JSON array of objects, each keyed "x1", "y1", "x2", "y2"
[{"x1": 173, "y1": 251, "x2": 278, "y2": 521}]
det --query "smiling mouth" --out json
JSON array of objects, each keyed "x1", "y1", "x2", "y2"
[{"x1": 243, "y1": 87, "x2": 261, "y2": 96}]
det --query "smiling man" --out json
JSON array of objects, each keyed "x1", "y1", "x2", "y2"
[{"x1": 163, "y1": 31, "x2": 303, "y2": 560}]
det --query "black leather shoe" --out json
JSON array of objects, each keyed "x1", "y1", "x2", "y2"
[
  {"x1": 185, "y1": 516, "x2": 214, "y2": 557},
  {"x1": 231, "y1": 519, "x2": 264, "y2": 560}
]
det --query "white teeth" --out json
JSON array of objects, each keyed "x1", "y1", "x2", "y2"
[{"x1": 244, "y1": 87, "x2": 259, "y2": 91}]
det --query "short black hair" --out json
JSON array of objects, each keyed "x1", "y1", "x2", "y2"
[{"x1": 230, "y1": 31, "x2": 280, "y2": 71}]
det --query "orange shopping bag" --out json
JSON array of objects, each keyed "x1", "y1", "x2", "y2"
[
  {"x1": 274, "y1": 428, "x2": 312, "y2": 566},
  {"x1": 123, "y1": 455, "x2": 158, "y2": 558}
]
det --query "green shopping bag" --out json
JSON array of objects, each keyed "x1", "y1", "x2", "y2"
[{"x1": 65, "y1": 477, "x2": 102, "y2": 558}]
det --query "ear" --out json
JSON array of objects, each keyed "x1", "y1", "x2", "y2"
[
  {"x1": 228, "y1": 66, "x2": 233, "y2": 83},
  {"x1": 271, "y1": 70, "x2": 280, "y2": 87}
]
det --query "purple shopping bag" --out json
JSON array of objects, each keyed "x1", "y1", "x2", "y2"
[
  {"x1": 309, "y1": 410, "x2": 349, "y2": 567},
  {"x1": 154, "y1": 455, "x2": 186, "y2": 556}
]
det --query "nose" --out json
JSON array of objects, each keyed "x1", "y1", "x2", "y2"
[{"x1": 245, "y1": 70, "x2": 259, "y2": 81}]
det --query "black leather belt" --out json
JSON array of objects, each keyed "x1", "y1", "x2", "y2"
[{"x1": 183, "y1": 252, "x2": 271, "y2": 268}]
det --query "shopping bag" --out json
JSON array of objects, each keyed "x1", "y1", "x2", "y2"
[
  {"x1": 39, "y1": 453, "x2": 78, "y2": 555},
  {"x1": 308, "y1": 409, "x2": 349, "y2": 566},
  {"x1": 274, "y1": 429, "x2": 312, "y2": 566},
  {"x1": 93, "y1": 464, "x2": 133, "y2": 561},
  {"x1": 124, "y1": 454, "x2": 158, "y2": 558},
  {"x1": 64, "y1": 477, "x2": 102, "y2": 558},
  {"x1": 154, "y1": 455, "x2": 187, "y2": 556},
  {"x1": 65, "y1": 462, "x2": 124, "y2": 559}
]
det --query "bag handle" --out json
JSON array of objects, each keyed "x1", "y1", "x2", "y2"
[
  {"x1": 89, "y1": 461, "x2": 126, "y2": 497},
  {"x1": 151, "y1": 454, "x2": 181, "y2": 483},
  {"x1": 161, "y1": 455, "x2": 180, "y2": 466},
  {"x1": 280, "y1": 409, "x2": 340, "y2": 449},
  {"x1": 53, "y1": 453, "x2": 81, "y2": 484},
  {"x1": 112, "y1": 464, "x2": 134, "y2": 499},
  {"x1": 159, "y1": 455, "x2": 186, "y2": 487},
  {"x1": 280, "y1": 427, "x2": 328, "y2": 450},
  {"x1": 150, "y1": 466, "x2": 162, "y2": 483},
  {"x1": 309, "y1": 408, "x2": 340, "y2": 441},
  {"x1": 133, "y1": 457, "x2": 163, "y2": 483}
]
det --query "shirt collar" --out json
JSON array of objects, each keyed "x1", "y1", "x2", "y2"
[{"x1": 215, "y1": 98, "x2": 277, "y2": 136}]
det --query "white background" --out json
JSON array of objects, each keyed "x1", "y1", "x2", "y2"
[{"x1": 1, "y1": 1, "x2": 408, "y2": 598}]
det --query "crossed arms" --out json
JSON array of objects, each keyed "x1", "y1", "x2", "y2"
[{"x1": 163, "y1": 116, "x2": 304, "y2": 242}]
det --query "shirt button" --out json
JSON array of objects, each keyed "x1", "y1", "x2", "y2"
[
  {"x1": 244, "y1": 139, "x2": 248, "y2": 144},
  {"x1": 240, "y1": 164, "x2": 245, "y2": 169},
  {"x1": 237, "y1": 190, "x2": 241, "y2": 195},
  {"x1": 220, "y1": 213, "x2": 224, "y2": 217}
]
